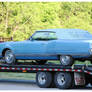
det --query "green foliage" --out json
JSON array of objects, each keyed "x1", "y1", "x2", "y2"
[{"x1": 0, "y1": 2, "x2": 92, "y2": 41}]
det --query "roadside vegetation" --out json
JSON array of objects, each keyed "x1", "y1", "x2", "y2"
[{"x1": 0, "y1": 2, "x2": 92, "y2": 41}]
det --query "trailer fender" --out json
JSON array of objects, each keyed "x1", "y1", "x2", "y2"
[{"x1": 74, "y1": 72, "x2": 85, "y2": 86}]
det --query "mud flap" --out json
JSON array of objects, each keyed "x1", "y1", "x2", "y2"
[{"x1": 74, "y1": 72, "x2": 85, "y2": 86}]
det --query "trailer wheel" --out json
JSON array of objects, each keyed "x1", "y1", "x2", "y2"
[
  {"x1": 49, "y1": 73, "x2": 56, "y2": 88},
  {"x1": 85, "y1": 74, "x2": 92, "y2": 85},
  {"x1": 60, "y1": 55, "x2": 73, "y2": 66},
  {"x1": 36, "y1": 72, "x2": 52, "y2": 88},
  {"x1": 54, "y1": 72, "x2": 72, "y2": 89}
]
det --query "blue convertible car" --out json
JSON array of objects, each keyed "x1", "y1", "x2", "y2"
[{"x1": 0, "y1": 29, "x2": 92, "y2": 65}]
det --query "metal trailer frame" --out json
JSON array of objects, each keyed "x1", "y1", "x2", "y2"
[{"x1": 0, "y1": 63, "x2": 92, "y2": 89}]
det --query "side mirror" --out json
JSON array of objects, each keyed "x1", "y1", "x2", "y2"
[{"x1": 30, "y1": 37, "x2": 33, "y2": 41}]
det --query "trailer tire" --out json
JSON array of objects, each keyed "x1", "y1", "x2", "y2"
[
  {"x1": 49, "y1": 73, "x2": 56, "y2": 88},
  {"x1": 54, "y1": 72, "x2": 72, "y2": 89},
  {"x1": 36, "y1": 72, "x2": 52, "y2": 88},
  {"x1": 85, "y1": 74, "x2": 91, "y2": 86}
]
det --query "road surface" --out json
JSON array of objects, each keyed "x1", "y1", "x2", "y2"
[
  {"x1": 0, "y1": 79, "x2": 58, "y2": 90},
  {"x1": 0, "y1": 79, "x2": 92, "y2": 90}
]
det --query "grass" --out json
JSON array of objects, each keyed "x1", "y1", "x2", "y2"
[
  {"x1": 0, "y1": 72, "x2": 36, "y2": 80},
  {"x1": 0, "y1": 60, "x2": 91, "y2": 80}
]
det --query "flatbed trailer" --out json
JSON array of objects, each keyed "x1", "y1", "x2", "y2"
[{"x1": 0, "y1": 62, "x2": 92, "y2": 89}]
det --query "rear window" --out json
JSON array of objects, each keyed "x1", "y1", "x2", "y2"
[{"x1": 56, "y1": 31, "x2": 92, "y2": 40}]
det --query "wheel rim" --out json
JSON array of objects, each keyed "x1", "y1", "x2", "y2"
[
  {"x1": 38, "y1": 72, "x2": 46, "y2": 85},
  {"x1": 60, "y1": 56, "x2": 70, "y2": 65},
  {"x1": 57, "y1": 73, "x2": 66, "y2": 86},
  {"x1": 5, "y1": 50, "x2": 14, "y2": 64}
]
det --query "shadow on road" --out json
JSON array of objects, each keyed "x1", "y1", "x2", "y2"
[{"x1": 0, "y1": 79, "x2": 36, "y2": 84}]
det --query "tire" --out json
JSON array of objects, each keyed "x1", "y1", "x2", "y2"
[
  {"x1": 54, "y1": 72, "x2": 73, "y2": 89},
  {"x1": 60, "y1": 55, "x2": 73, "y2": 66},
  {"x1": 85, "y1": 74, "x2": 92, "y2": 85},
  {"x1": 4, "y1": 50, "x2": 16, "y2": 65},
  {"x1": 36, "y1": 60, "x2": 47, "y2": 65},
  {"x1": 36, "y1": 72, "x2": 52, "y2": 88},
  {"x1": 90, "y1": 61, "x2": 92, "y2": 64},
  {"x1": 49, "y1": 72, "x2": 56, "y2": 88}
]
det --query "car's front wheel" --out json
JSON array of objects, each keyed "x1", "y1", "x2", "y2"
[
  {"x1": 60, "y1": 55, "x2": 73, "y2": 66},
  {"x1": 4, "y1": 50, "x2": 16, "y2": 65}
]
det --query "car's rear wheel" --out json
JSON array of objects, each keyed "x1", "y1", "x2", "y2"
[
  {"x1": 4, "y1": 50, "x2": 16, "y2": 65},
  {"x1": 60, "y1": 55, "x2": 73, "y2": 66},
  {"x1": 36, "y1": 60, "x2": 47, "y2": 65}
]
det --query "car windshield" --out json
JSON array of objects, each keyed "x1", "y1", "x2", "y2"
[{"x1": 32, "y1": 31, "x2": 57, "y2": 40}]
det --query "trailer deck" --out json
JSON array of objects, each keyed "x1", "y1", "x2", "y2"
[
  {"x1": 0, "y1": 63, "x2": 90, "y2": 74},
  {"x1": 0, "y1": 62, "x2": 92, "y2": 89}
]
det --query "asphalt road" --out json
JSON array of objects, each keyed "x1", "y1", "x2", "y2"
[
  {"x1": 0, "y1": 79, "x2": 58, "y2": 90},
  {"x1": 0, "y1": 79, "x2": 92, "y2": 90}
]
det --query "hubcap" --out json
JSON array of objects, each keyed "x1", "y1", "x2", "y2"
[
  {"x1": 60, "y1": 56, "x2": 70, "y2": 65},
  {"x1": 57, "y1": 73, "x2": 66, "y2": 86},
  {"x1": 38, "y1": 72, "x2": 46, "y2": 85},
  {"x1": 5, "y1": 50, "x2": 14, "y2": 64}
]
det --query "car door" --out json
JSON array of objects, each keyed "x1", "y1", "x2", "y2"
[
  {"x1": 14, "y1": 40, "x2": 48, "y2": 57},
  {"x1": 23, "y1": 40, "x2": 48, "y2": 56}
]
